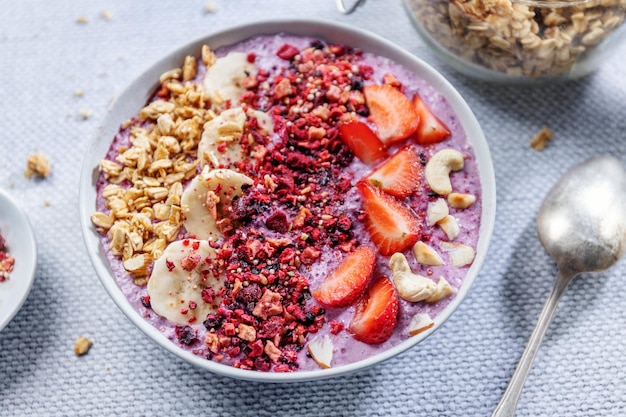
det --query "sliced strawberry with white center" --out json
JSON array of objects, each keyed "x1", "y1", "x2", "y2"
[
  {"x1": 366, "y1": 145, "x2": 422, "y2": 198},
  {"x1": 413, "y1": 93, "x2": 451, "y2": 145},
  {"x1": 348, "y1": 277, "x2": 399, "y2": 344},
  {"x1": 338, "y1": 121, "x2": 387, "y2": 165},
  {"x1": 363, "y1": 84, "x2": 419, "y2": 145},
  {"x1": 311, "y1": 246, "x2": 377, "y2": 308},
  {"x1": 357, "y1": 182, "x2": 421, "y2": 256}
]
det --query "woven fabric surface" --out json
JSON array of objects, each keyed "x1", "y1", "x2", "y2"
[{"x1": 1, "y1": 1, "x2": 626, "y2": 416}]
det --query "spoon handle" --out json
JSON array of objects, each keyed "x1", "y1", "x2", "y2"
[{"x1": 492, "y1": 269, "x2": 575, "y2": 417}]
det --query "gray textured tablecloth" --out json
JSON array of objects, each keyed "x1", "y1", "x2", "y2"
[{"x1": 2, "y1": 1, "x2": 626, "y2": 416}]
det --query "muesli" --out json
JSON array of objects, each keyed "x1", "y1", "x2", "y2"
[
  {"x1": 406, "y1": 0, "x2": 626, "y2": 78},
  {"x1": 92, "y1": 34, "x2": 483, "y2": 372}
]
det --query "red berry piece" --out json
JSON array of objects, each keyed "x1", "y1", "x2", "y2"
[{"x1": 276, "y1": 44, "x2": 300, "y2": 60}]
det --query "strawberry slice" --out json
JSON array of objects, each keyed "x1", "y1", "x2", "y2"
[
  {"x1": 338, "y1": 121, "x2": 387, "y2": 165},
  {"x1": 311, "y1": 246, "x2": 377, "y2": 308},
  {"x1": 363, "y1": 84, "x2": 419, "y2": 145},
  {"x1": 366, "y1": 145, "x2": 422, "y2": 198},
  {"x1": 348, "y1": 277, "x2": 399, "y2": 344},
  {"x1": 413, "y1": 93, "x2": 451, "y2": 145},
  {"x1": 357, "y1": 182, "x2": 421, "y2": 256}
]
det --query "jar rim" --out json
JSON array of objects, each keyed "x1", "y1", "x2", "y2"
[{"x1": 512, "y1": 0, "x2": 596, "y2": 8}]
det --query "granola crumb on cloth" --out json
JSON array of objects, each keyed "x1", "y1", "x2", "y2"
[
  {"x1": 25, "y1": 153, "x2": 51, "y2": 179},
  {"x1": 530, "y1": 126, "x2": 553, "y2": 151},
  {"x1": 74, "y1": 336, "x2": 93, "y2": 356},
  {"x1": 204, "y1": 2, "x2": 218, "y2": 13},
  {"x1": 80, "y1": 109, "x2": 93, "y2": 120}
]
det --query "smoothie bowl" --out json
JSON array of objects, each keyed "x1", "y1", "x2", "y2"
[{"x1": 79, "y1": 19, "x2": 495, "y2": 382}]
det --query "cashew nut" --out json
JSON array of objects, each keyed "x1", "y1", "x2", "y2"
[
  {"x1": 426, "y1": 198, "x2": 449, "y2": 226},
  {"x1": 438, "y1": 215, "x2": 460, "y2": 240},
  {"x1": 424, "y1": 277, "x2": 454, "y2": 303},
  {"x1": 425, "y1": 149, "x2": 464, "y2": 195},
  {"x1": 389, "y1": 253, "x2": 437, "y2": 302},
  {"x1": 413, "y1": 241, "x2": 444, "y2": 266},
  {"x1": 447, "y1": 192, "x2": 476, "y2": 209},
  {"x1": 440, "y1": 242, "x2": 476, "y2": 267},
  {"x1": 307, "y1": 335, "x2": 334, "y2": 369},
  {"x1": 407, "y1": 313, "x2": 435, "y2": 336}
]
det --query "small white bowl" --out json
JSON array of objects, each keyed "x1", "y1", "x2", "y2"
[
  {"x1": 0, "y1": 188, "x2": 37, "y2": 332},
  {"x1": 79, "y1": 19, "x2": 496, "y2": 382}
]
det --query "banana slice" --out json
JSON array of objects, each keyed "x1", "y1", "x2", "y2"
[
  {"x1": 147, "y1": 239, "x2": 224, "y2": 325},
  {"x1": 204, "y1": 52, "x2": 256, "y2": 107},
  {"x1": 247, "y1": 108, "x2": 273, "y2": 135},
  {"x1": 198, "y1": 107, "x2": 274, "y2": 169},
  {"x1": 198, "y1": 107, "x2": 247, "y2": 169},
  {"x1": 181, "y1": 167, "x2": 253, "y2": 240}
]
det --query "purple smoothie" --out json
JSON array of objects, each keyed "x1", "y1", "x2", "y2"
[{"x1": 95, "y1": 34, "x2": 482, "y2": 372}]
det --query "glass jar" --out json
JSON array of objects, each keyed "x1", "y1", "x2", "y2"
[{"x1": 404, "y1": 0, "x2": 626, "y2": 82}]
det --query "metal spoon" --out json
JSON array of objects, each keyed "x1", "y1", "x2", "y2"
[
  {"x1": 492, "y1": 155, "x2": 626, "y2": 417},
  {"x1": 335, "y1": 0, "x2": 365, "y2": 14}
]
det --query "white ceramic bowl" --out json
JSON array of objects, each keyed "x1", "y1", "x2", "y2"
[
  {"x1": 79, "y1": 19, "x2": 496, "y2": 382},
  {"x1": 0, "y1": 188, "x2": 37, "y2": 332}
]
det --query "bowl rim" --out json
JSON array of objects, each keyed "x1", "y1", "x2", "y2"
[
  {"x1": 0, "y1": 188, "x2": 38, "y2": 332},
  {"x1": 79, "y1": 17, "x2": 496, "y2": 382}
]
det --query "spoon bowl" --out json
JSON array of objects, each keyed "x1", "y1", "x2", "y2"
[
  {"x1": 537, "y1": 156, "x2": 626, "y2": 274},
  {"x1": 493, "y1": 156, "x2": 626, "y2": 416}
]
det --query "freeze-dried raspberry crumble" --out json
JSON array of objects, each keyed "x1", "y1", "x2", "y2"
[{"x1": 0, "y1": 229, "x2": 15, "y2": 282}]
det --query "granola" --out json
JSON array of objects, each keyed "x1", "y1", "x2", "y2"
[
  {"x1": 91, "y1": 62, "x2": 211, "y2": 285},
  {"x1": 25, "y1": 153, "x2": 51, "y2": 179},
  {"x1": 530, "y1": 126, "x2": 554, "y2": 151},
  {"x1": 74, "y1": 336, "x2": 93, "y2": 356}
]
